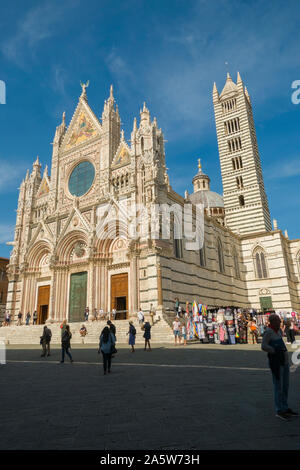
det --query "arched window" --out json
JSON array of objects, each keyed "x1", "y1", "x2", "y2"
[
  {"x1": 217, "y1": 238, "x2": 225, "y2": 273},
  {"x1": 254, "y1": 248, "x2": 268, "y2": 279},
  {"x1": 233, "y1": 247, "x2": 240, "y2": 279},
  {"x1": 141, "y1": 137, "x2": 144, "y2": 153},
  {"x1": 199, "y1": 243, "x2": 206, "y2": 267}
]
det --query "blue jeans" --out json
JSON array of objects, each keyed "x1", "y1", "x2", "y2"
[
  {"x1": 61, "y1": 347, "x2": 73, "y2": 362},
  {"x1": 272, "y1": 364, "x2": 289, "y2": 413}
]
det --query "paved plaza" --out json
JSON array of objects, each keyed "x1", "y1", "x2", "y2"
[{"x1": 0, "y1": 343, "x2": 300, "y2": 450}]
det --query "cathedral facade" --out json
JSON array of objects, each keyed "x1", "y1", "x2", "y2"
[{"x1": 5, "y1": 74, "x2": 300, "y2": 324}]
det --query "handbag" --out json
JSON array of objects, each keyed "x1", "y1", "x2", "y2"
[{"x1": 111, "y1": 345, "x2": 117, "y2": 354}]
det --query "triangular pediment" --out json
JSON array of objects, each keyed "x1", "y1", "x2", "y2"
[
  {"x1": 62, "y1": 98, "x2": 101, "y2": 151},
  {"x1": 28, "y1": 221, "x2": 54, "y2": 250},
  {"x1": 36, "y1": 175, "x2": 50, "y2": 198},
  {"x1": 58, "y1": 206, "x2": 92, "y2": 241},
  {"x1": 111, "y1": 141, "x2": 131, "y2": 169}
]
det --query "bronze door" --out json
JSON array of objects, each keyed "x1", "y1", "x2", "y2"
[{"x1": 69, "y1": 272, "x2": 88, "y2": 322}]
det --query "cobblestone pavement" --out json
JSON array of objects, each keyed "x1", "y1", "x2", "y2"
[{"x1": 1, "y1": 343, "x2": 300, "y2": 450}]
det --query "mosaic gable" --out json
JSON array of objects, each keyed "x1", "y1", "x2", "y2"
[{"x1": 66, "y1": 112, "x2": 98, "y2": 149}]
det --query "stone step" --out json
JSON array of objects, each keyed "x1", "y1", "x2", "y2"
[{"x1": 0, "y1": 318, "x2": 175, "y2": 344}]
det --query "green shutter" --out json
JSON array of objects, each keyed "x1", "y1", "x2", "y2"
[{"x1": 259, "y1": 296, "x2": 273, "y2": 311}]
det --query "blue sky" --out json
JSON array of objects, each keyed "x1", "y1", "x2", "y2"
[{"x1": 0, "y1": 0, "x2": 300, "y2": 258}]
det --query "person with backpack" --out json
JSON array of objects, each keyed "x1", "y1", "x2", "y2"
[
  {"x1": 127, "y1": 321, "x2": 136, "y2": 352},
  {"x1": 60, "y1": 324, "x2": 73, "y2": 363},
  {"x1": 40, "y1": 325, "x2": 52, "y2": 357},
  {"x1": 99, "y1": 326, "x2": 116, "y2": 375}
]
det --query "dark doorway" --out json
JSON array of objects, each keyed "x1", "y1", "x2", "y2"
[
  {"x1": 40, "y1": 305, "x2": 48, "y2": 324},
  {"x1": 116, "y1": 296, "x2": 127, "y2": 319}
]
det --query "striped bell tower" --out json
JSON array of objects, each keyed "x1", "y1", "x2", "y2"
[{"x1": 213, "y1": 72, "x2": 271, "y2": 234}]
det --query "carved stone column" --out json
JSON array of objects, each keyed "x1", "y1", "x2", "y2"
[{"x1": 47, "y1": 268, "x2": 57, "y2": 323}]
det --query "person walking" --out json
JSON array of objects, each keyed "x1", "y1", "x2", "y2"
[
  {"x1": 137, "y1": 308, "x2": 144, "y2": 325},
  {"x1": 40, "y1": 325, "x2": 52, "y2": 357},
  {"x1": 17, "y1": 312, "x2": 22, "y2": 326},
  {"x1": 33, "y1": 310, "x2": 38, "y2": 325},
  {"x1": 174, "y1": 298, "x2": 179, "y2": 314},
  {"x1": 25, "y1": 312, "x2": 31, "y2": 326},
  {"x1": 262, "y1": 313, "x2": 298, "y2": 421},
  {"x1": 143, "y1": 321, "x2": 151, "y2": 351},
  {"x1": 99, "y1": 326, "x2": 115, "y2": 375},
  {"x1": 127, "y1": 321, "x2": 136, "y2": 353},
  {"x1": 173, "y1": 317, "x2": 181, "y2": 346},
  {"x1": 60, "y1": 325, "x2": 73, "y2": 363},
  {"x1": 284, "y1": 318, "x2": 295, "y2": 345}
]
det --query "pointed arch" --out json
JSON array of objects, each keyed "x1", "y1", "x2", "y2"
[
  {"x1": 94, "y1": 219, "x2": 129, "y2": 256},
  {"x1": 27, "y1": 240, "x2": 52, "y2": 269},
  {"x1": 252, "y1": 246, "x2": 268, "y2": 279},
  {"x1": 56, "y1": 230, "x2": 89, "y2": 263}
]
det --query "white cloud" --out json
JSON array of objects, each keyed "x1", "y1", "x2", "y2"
[
  {"x1": 103, "y1": 1, "x2": 300, "y2": 141},
  {"x1": 1, "y1": 3, "x2": 64, "y2": 66},
  {"x1": 265, "y1": 158, "x2": 300, "y2": 180}
]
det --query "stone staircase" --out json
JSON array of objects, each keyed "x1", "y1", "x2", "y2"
[{"x1": 0, "y1": 315, "x2": 175, "y2": 345}]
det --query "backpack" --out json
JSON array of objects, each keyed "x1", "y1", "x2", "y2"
[{"x1": 131, "y1": 325, "x2": 136, "y2": 336}]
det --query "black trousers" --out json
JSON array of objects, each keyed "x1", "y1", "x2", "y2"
[
  {"x1": 102, "y1": 352, "x2": 112, "y2": 372},
  {"x1": 286, "y1": 328, "x2": 295, "y2": 343}
]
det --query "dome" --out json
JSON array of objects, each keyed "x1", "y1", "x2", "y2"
[{"x1": 189, "y1": 190, "x2": 224, "y2": 208}]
